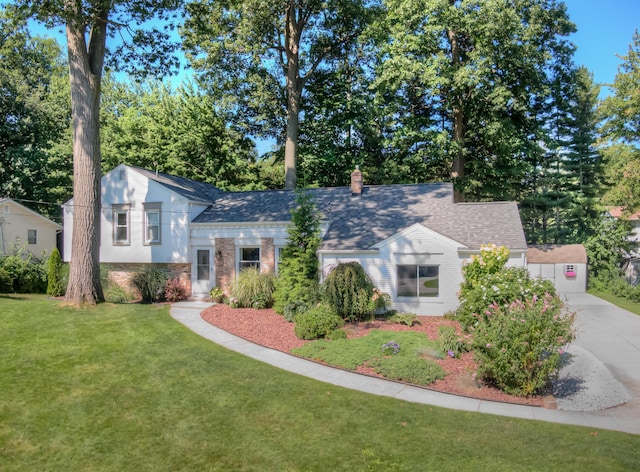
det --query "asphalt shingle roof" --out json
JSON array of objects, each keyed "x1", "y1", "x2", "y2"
[{"x1": 126, "y1": 166, "x2": 527, "y2": 251}]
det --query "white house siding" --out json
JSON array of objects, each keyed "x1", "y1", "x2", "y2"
[
  {"x1": 63, "y1": 166, "x2": 202, "y2": 264},
  {"x1": 0, "y1": 199, "x2": 61, "y2": 257},
  {"x1": 322, "y1": 224, "x2": 465, "y2": 316}
]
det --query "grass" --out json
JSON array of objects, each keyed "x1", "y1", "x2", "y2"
[
  {"x1": 589, "y1": 289, "x2": 640, "y2": 316},
  {"x1": 1, "y1": 295, "x2": 639, "y2": 471},
  {"x1": 292, "y1": 330, "x2": 446, "y2": 385}
]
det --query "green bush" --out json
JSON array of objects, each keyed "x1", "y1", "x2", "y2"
[
  {"x1": 322, "y1": 262, "x2": 375, "y2": 321},
  {"x1": 104, "y1": 283, "x2": 135, "y2": 303},
  {"x1": 0, "y1": 252, "x2": 46, "y2": 293},
  {"x1": 472, "y1": 293, "x2": 575, "y2": 396},
  {"x1": 293, "y1": 305, "x2": 344, "y2": 340},
  {"x1": 389, "y1": 312, "x2": 420, "y2": 326},
  {"x1": 209, "y1": 286, "x2": 224, "y2": 303},
  {"x1": 0, "y1": 267, "x2": 12, "y2": 293},
  {"x1": 283, "y1": 300, "x2": 310, "y2": 322},
  {"x1": 46, "y1": 248, "x2": 65, "y2": 297},
  {"x1": 436, "y1": 325, "x2": 471, "y2": 358},
  {"x1": 131, "y1": 266, "x2": 170, "y2": 303},
  {"x1": 456, "y1": 267, "x2": 555, "y2": 329},
  {"x1": 327, "y1": 328, "x2": 347, "y2": 340},
  {"x1": 230, "y1": 267, "x2": 276, "y2": 308}
]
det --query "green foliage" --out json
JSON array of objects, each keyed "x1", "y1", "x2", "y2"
[
  {"x1": 388, "y1": 312, "x2": 420, "y2": 327},
  {"x1": 456, "y1": 267, "x2": 555, "y2": 330},
  {"x1": 589, "y1": 272, "x2": 640, "y2": 303},
  {"x1": 327, "y1": 328, "x2": 347, "y2": 341},
  {"x1": 322, "y1": 262, "x2": 375, "y2": 321},
  {"x1": 0, "y1": 251, "x2": 46, "y2": 293},
  {"x1": 164, "y1": 278, "x2": 188, "y2": 303},
  {"x1": 367, "y1": 356, "x2": 445, "y2": 386},
  {"x1": 461, "y1": 244, "x2": 511, "y2": 291},
  {"x1": 103, "y1": 284, "x2": 135, "y2": 304},
  {"x1": 584, "y1": 215, "x2": 634, "y2": 278},
  {"x1": 131, "y1": 267, "x2": 170, "y2": 303},
  {"x1": 436, "y1": 325, "x2": 471, "y2": 359},
  {"x1": 46, "y1": 248, "x2": 65, "y2": 297},
  {"x1": 230, "y1": 267, "x2": 276, "y2": 309},
  {"x1": 0, "y1": 267, "x2": 12, "y2": 293},
  {"x1": 273, "y1": 191, "x2": 321, "y2": 314},
  {"x1": 472, "y1": 294, "x2": 575, "y2": 396},
  {"x1": 293, "y1": 305, "x2": 344, "y2": 340},
  {"x1": 209, "y1": 286, "x2": 224, "y2": 303}
]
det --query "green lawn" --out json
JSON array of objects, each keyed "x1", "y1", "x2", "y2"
[
  {"x1": 1, "y1": 295, "x2": 639, "y2": 471},
  {"x1": 589, "y1": 290, "x2": 640, "y2": 316}
]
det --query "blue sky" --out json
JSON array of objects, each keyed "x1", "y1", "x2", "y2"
[{"x1": 563, "y1": 0, "x2": 639, "y2": 94}]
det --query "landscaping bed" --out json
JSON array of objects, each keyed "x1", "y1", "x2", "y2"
[{"x1": 201, "y1": 304, "x2": 546, "y2": 406}]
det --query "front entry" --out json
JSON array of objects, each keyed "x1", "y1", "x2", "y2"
[{"x1": 192, "y1": 247, "x2": 214, "y2": 296}]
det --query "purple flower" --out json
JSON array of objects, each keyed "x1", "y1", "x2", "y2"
[{"x1": 448, "y1": 350, "x2": 455, "y2": 358}]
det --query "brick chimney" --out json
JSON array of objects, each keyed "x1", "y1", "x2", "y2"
[{"x1": 350, "y1": 165, "x2": 363, "y2": 195}]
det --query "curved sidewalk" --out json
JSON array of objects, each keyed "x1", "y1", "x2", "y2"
[{"x1": 170, "y1": 300, "x2": 640, "y2": 435}]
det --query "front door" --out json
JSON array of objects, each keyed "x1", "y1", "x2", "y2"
[{"x1": 192, "y1": 248, "x2": 214, "y2": 296}]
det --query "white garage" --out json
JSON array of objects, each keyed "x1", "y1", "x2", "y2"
[{"x1": 527, "y1": 244, "x2": 587, "y2": 293}]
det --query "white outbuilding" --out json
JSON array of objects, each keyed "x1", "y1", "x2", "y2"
[{"x1": 527, "y1": 244, "x2": 587, "y2": 293}]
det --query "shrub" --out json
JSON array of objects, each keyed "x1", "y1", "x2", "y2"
[
  {"x1": 472, "y1": 293, "x2": 575, "y2": 396},
  {"x1": 0, "y1": 268, "x2": 12, "y2": 293},
  {"x1": 46, "y1": 248, "x2": 65, "y2": 297},
  {"x1": 322, "y1": 262, "x2": 375, "y2": 321},
  {"x1": 327, "y1": 329, "x2": 347, "y2": 340},
  {"x1": 389, "y1": 312, "x2": 420, "y2": 326},
  {"x1": 209, "y1": 286, "x2": 224, "y2": 303},
  {"x1": 164, "y1": 277, "x2": 188, "y2": 302},
  {"x1": 104, "y1": 283, "x2": 135, "y2": 303},
  {"x1": 273, "y1": 191, "x2": 322, "y2": 314},
  {"x1": 283, "y1": 300, "x2": 310, "y2": 322},
  {"x1": 456, "y1": 266, "x2": 555, "y2": 329},
  {"x1": 436, "y1": 325, "x2": 471, "y2": 358},
  {"x1": 131, "y1": 266, "x2": 170, "y2": 303},
  {"x1": 230, "y1": 267, "x2": 276, "y2": 308},
  {"x1": 293, "y1": 305, "x2": 344, "y2": 340},
  {"x1": 0, "y1": 252, "x2": 46, "y2": 293}
]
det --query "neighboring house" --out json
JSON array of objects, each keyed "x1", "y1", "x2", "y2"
[
  {"x1": 526, "y1": 244, "x2": 587, "y2": 293},
  {"x1": 608, "y1": 207, "x2": 640, "y2": 285},
  {"x1": 0, "y1": 198, "x2": 62, "y2": 257},
  {"x1": 63, "y1": 165, "x2": 529, "y2": 315}
]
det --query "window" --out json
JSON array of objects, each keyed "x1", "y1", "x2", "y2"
[
  {"x1": 397, "y1": 264, "x2": 439, "y2": 297},
  {"x1": 112, "y1": 205, "x2": 130, "y2": 245},
  {"x1": 27, "y1": 229, "x2": 37, "y2": 245},
  {"x1": 197, "y1": 249, "x2": 210, "y2": 281},
  {"x1": 239, "y1": 247, "x2": 260, "y2": 272},
  {"x1": 565, "y1": 264, "x2": 576, "y2": 277},
  {"x1": 143, "y1": 203, "x2": 162, "y2": 244}
]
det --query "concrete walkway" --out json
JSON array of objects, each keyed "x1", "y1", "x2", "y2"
[{"x1": 170, "y1": 295, "x2": 640, "y2": 435}]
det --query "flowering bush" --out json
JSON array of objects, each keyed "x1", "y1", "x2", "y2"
[
  {"x1": 461, "y1": 244, "x2": 511, "y2": 291},
  {"x1": 381, "y1": 341, "x2": 401, "y2": 355},
  {"x1": 472, "y1": 293, "x2": 575, "y2": 396},
  {"x1": 456, "y1": 267, "x2": 555, "y2": 330}
]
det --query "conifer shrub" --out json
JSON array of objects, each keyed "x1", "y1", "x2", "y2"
[
  {"x1": 273, "y1": 191, "x2": 322, "y2": 315},
  {"x1": 46, "y1": 248, "x2": 65, "y2": 297},
  {"x1": 322, "y1": 262, "x2": 375, "y2": 321},
  {"x1": 229, "y1": 267, "x2": 275, "y2": 308},
  {"x1": 293, "y1": 305, "x2": 344, "y2": 340}
]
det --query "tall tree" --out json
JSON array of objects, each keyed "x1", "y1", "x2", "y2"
[
  {"x1": 0, "y1": 13, "x2": 69, "y2": 218},
  {"x1": 183, "y1": 0, "x2": 378, "y2": 189},
  {"x1": 9, "y1": 0, "x2": 180, "y2": 305},
  {"x1": 599, "y1": 30, "x2": 640, "y2": 213},
  {"x1": 378, "y1": 0, "x2": 576, "y2": 201}
]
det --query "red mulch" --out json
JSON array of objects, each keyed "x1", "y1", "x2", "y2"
[{"x1": 201, "y1": 304, "x2": 545, "y2": 406}]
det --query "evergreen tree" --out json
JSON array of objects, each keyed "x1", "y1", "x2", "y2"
[
  {"x1": 47, "y1": 248, "x2": 65, "y2": 297},
  {"x1": 273, "y1": 191, "x2": 321, "y2": 317}
]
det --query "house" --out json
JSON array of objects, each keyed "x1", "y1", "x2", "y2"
[
  {"x1": 608, "y1": 207, "x2": 640, "y2": 285},
  {"x1": 526, "y1": 244, "x2": 588, "y2": 293},
  {"x1": 63, "y1": 165, "x2": 529, "y2": 315},
  {"x1": 0, "y1": 197, "x2": 62, "y2": 257}
]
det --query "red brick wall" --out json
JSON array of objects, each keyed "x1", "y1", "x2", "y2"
[
  {"x1": 261, "y1": 238, "x2": 275, "y2": 274},
  {"x1": 215, "y1": 238, "x2": 236, "y2": 295},
  {"x1": 104, "y1": 263, "x2": 191, "y2": 296}
]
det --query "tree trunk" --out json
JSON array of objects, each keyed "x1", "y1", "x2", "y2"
[
  {"x1": 63, "y1": 7, "x2": 107, "y2": 305},
  {"x1": 448, "y1": 1, "x2": 465, "y2": 203},
  {"x1": 284, "y1": 3, "x2": 302, "y2": 190}
]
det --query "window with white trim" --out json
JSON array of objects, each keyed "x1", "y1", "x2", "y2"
[
  {"x1": 27, "y1": 229, "x2": 37, "y2": 245},
  {"x1": 239, "y1": 247, "x2": 260, "y2": 272},
  {"x1": 397, "y1": 264, "x2": 439, "y2": 297},
  {"x1": 143, "y1": 203, "x2": 161, "y2": 245},
  {"x1": 112, "y1": 204, "x2": 130, "y2": 245}
]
